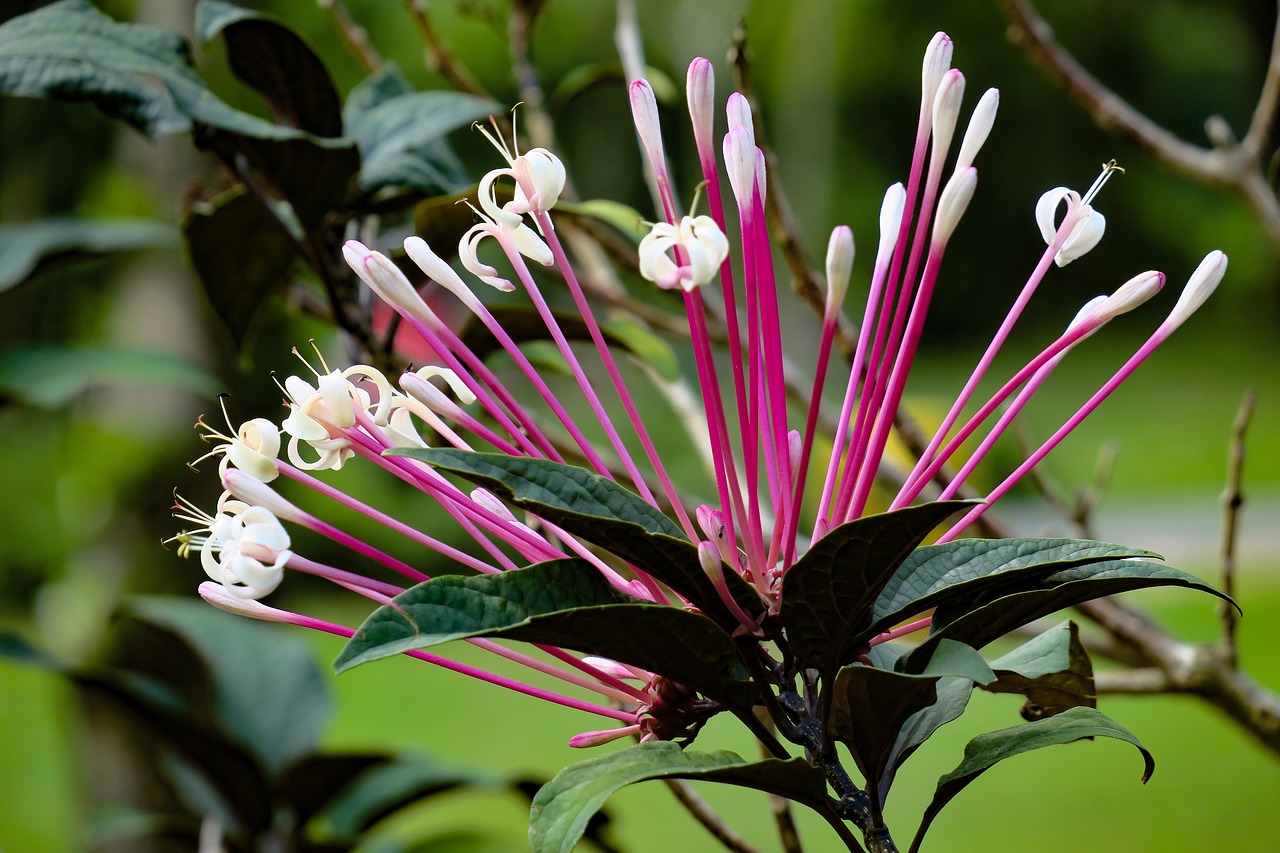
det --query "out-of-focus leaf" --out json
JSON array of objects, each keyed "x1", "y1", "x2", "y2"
[
  {"x1": 0, "y1": 0, "x2": 196, "y2": 137},
  {"x1": 0, "y1": 218, "x2": 174, "y2": 293},
  {"x1": 126, "y1": 597, "x2": 330, "y2": 776},
  {"x1": 555, "y1": 199, "x2": 649, "y2": 243},
  {"x1": 334, "y1": 559, "x2": 746, "y2": 705},
  {"x1": 387, "y1": 449, "x2": 763, "y2": 629},
  {"x1": 280, "y1": 753, "x2": 391, "y2": 830},
  {"x1": 600, "y1": 316, "x2": 678, "y2": 381},
  {"x1": 529, "y1": 743, "x2": 830, "y2": 853},
  {"x1": 777, "y1": 501, "x2": 974, "y2": 675},
  {"x1": 183, "y1": 186, "x2": 297, "y2": 351},
  {"x1": 0, "y1": 344, "x2": 218, "y2": 409},
  {"x1": 413, "y1": 187, "x2": 489, "y2": 257},
  {"x1": 909, "y1": 707, "x2": 1154, "y2": 853},
  {"x1": 196, "y1": 0, "x2": 343, "y2": 136},
  {"x1": 0, "y1": 630, "x2": 62, "y2": 668},
  {"x1": 316, "y1": 754, "x2": 500, "y2": 839},
  {"x1": 982, "y1": 620, "x2": 1096, "y2": 720},
  {"x1": 549, "y1": 61, "x2": 677, "y2": 111},
  {"x1": 344, "y1": 67, "x2": 493, "y2": 196}
]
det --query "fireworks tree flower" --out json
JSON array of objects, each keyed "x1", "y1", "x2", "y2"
[{"x1": 174, "y1": 32, "x2": 1232, "y2": 853}]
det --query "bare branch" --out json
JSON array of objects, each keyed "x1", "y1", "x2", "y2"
[
  {"x1": 1219, "y1": 389, "x2": 1256, "y2": 663},
  {"x1": 404, "y1": 0, "x2": 491, "y2": 97},
  {"x1": 664, "y1": 779, "x2": 766, "y2": 853},
  {"x1": 317, "y1": 0, "x2": 382, "y2": 73}
]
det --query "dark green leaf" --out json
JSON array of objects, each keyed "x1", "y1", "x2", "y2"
[
  {"x1": 909, "y1": 706, "x2": 1154, "y2": 853},
  {"x1": 830, "y1": 641, "x2": 992, "y2": 814},
  {"x1": 0, "y1": 0, "x2": 196, "y2": 137},
  {"x1": 414, "y1": 186, "x2": 491, "y2": 256},
  {"x1": 777, "y1": 501, "x2": 974, "y2": 675},
  {"x1": 982, "y1": 620, "x2": 1096, "y2": 720},
  {"x1": 334, "y1": 559, "x2": 746, "y2": 704},
  {"x1": 126, "y1": 597, "x2": 330, "y2": 776},
  {"x1": 529, "y1": 743, "x2": 829, "y2": 853},
  {"x1": 0, "y1": 217, "x2": 173, "y2": 292},
  {"x1": 903, "y1": 559, "x2": 1232, "y2": 673},
  {"x1": 868, "y1": 537, "x2": 1158, "y2": 640},
  {"x1": 386, "y1": 449, "x2": 763, "y2": 629},
  {"x1": 183, "y1": 186, "x2": 297, "y2": 351},
  {"x1": 0, "y1": 344, "x2": 219, "y2": 408},
  {"x1": 317, "y1": 754, "x2": 499, "y2": 839},
  {"x1": 0, "y1": 630, "x2": 62, "y2": 668},
  {"x1": 344, "y1": 78, "x2": 494, "y2": 195},
  {"x1": 878, "y1": 677, "x2": 974, "y2": 805},
  {"x1": 197, "y1": 0, "x2": 344, "y2": 137},
  {"x1": 548, "y1": 61, "x2": 678, "y2": 112},
  {"x1": 279, "y1": 753, "x2": 390, "y2": 830}
]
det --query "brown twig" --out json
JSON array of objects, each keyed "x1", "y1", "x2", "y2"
[
  {"x1": 1219, "y1": 389, "x2": 1256, "y2": 664},
  {"x1": 317, "y1": 0, "x2": 382, "y2": 74},
  {"x1": 403, "y1": 0, "x2": 491, "y2": 96},
  {"x1": 663, "y1": 779, "x2": 765, "y2": 853},
  {"x1": 1000, "y1": 0, "x2": 1280, "y2": 248}
]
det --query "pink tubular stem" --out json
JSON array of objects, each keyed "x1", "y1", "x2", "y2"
[
  {"x1": 285, "y1": 553, "x2": 405, "y2": 597},
  {"x1": 937, "y1": 329, "x2": 1172, "y2": 543},
  {"x1": 867, "y1": 616, "x2": 933, "y2": 647}
]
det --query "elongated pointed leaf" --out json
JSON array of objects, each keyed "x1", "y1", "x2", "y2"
[
  {"x1": 529, "y1": 743, "x2": 830, "y2": 853},
  {"x1": 982, "y1": 620, "x2": 1095, "y2": 720},
  {"x1": 879, "y1": 677, "x2": 974, "y2": 805},
  {"x1": 0, "y1": 218, "x2": 173, "y2": 293},
  {"x1": 387, "y1": 449, "x2": 763, "y2": 628},
  {"x1": 197, "y1": 1, "x2": 343, "y2": 137},
  {"x1": 831, "y1": 640, "x2": 993, "y2": 814},
  {"x1": 867, "y1": 538, "x2": 1158, "y2": 642},
  {"x1": 909, "y1": 707, "x2": 1154, "y2": 853},
  {"x1": 778, "y1": 501, "x2": 973, "y2": 674},
  {"x1": 903, "y1": 560, "x2": 1232, "y2": 673},
  {"x1": 334, "y1": 559, "x2": 746, "y2": 704},
  {"x1": 0, "y1": 344, "x2": 218, "y2": 408}
]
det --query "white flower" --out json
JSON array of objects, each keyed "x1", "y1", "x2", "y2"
[
  {"x1": 1036, "y1": 187, "x2": 1106, "y2": 267},
  {"x1": 177, "y1": 497, "x2": 291, "y2": 600},
  {"x1": 638, "y1": 215, "x2": 729, "y2": 292}
]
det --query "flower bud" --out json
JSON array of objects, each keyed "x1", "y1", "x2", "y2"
[
  {"x1": 824, "y1": 225, "x2": 855, "y2": 314},
  {"x1": 931, "y1": 69, "x2": 966, "y2": 160},
  {"x1": 1165, "y1": 250, "x2": 1227, "y2": 330},
  {"x1": 404, "y1": 236, "x2": 475, "y2": 304},
  {"x1": 630, "y1": 79, "x2": 667, "y2": 176},
  {"x1": 726, "y1": 92, "x2": 754, "y2": 149},
  {"x1": 878, "y1": 183, "x2": 907, "y2": 262},
  {"x1": 220, "y1": 469, "x2": 307, "y2": 525},
  {"x1": 1097, "y1": 270, "x2": 1165, "y2": 321},
  {"x1": 722, "y1": 125, "x2": 756, "y2": 208},
  {"x1": 687, "y1": 58, "x2": 715, "y2": 156},
  {"x1": 921, "y1": 32, "x2": 954, "y2": 110},
  {"x1": 933, "y1": 167, "x2": 977, "y2": 244},
  {"x1": 956, "y1": 88, "x2": 999, "y2": 170}
]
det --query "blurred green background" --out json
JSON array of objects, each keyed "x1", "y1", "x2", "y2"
[{"x1": 1, "y1": 0, "x2": 1277, "y2": 850}]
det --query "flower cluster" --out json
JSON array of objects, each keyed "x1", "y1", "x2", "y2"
[{"x1": 174, "y1": 32, "x2": 1225, "y2": 747}]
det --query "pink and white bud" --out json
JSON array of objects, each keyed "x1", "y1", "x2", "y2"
[
  {"x1": 931, "y1": 69, "x2": 966, "y2": 160},
  {"x1": 726, "y1": 92, "x2": 754, "y2": 149},
  {"x1": 199, "y1": 581, "x2": 296, "y2": 621},
  {"x1": 956, "y1": 88, "x2": 999, "y2": 170},
  {"x1": 403, "y1": 236, "x2": 475, "y2": 303},
  {"x1": 630, "y1": 79, "x2": 667, "y2": 176},
  {"x1": 722, "y1": 125, "x2": 756, "y2": 208},
  {"x1": 569, "y1": 724, "x2": 641, "y2": 749},
  {"x1": 470, "y1": 487, "x2": 518, "y2": 524},
  {"x1": 698, "y1": 540, "x2": 727, "y2": 584},
  {"x1": 1067, "y1": 295, "x2": 1110, "y2": 334},
  {"x1": 878, "y1": 183, "x2": 907, "y2": 262},
  {"x1": 753, "y1": 148, "x2": 768, "y2": 206},
  {"x1": 1097, "y1": 270, "x2": 1165, "y2": 322},
  {"x1": 412, "y1": 365, "x2": 476, "y2": 405},
  {"x1": 686, "y1": 58, "x2": 716, "y2": 155},
  {"x1": 825, "y1": 225, "x2": 855, "y2": 314},
  {"x1": 696, "y1": 504, "x2": 724, "y2": 542},
  {"x1": 1165, "y1": 250, "x2": 1227, "y2": 331},
  {"x1": 582, "y1": 656, "x2": 646, "y2": 681},
  {"x1": 921, "y1": 32, "x2": 954, "y2": 111},
  {"x1": 787, "y1": 429, "x2": 803, "y2": 475},
  {"x1": 344, "y1": 241, "x2": 429, "y2": 322},
  {"x1": 221, "y1": 469, "x2": 308, "y2": 525},
  {"x1": 933, "y1": 167, "x2": 977, "y2": 244},
  {"x1": 400, "y1": 370, "x2": 468, "y2": 420}
]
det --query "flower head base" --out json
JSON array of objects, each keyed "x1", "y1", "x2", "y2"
[{"x1": 638, "y1": 215, "x2": 730, "y2": 291}]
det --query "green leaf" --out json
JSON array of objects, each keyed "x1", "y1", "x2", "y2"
[
  {"x1": 344, "y1": 69, "x2": 494, "y2": 196},
  {"x1": 0, "y1": 217, "x2": 174, "y2": 293},
  {"x1": 0, "y1": 344, "x2": 218, "y2": 409},
  {"x1": 279, "y1": 753, "x2": 390, "y2": 831},
  {"x1": 903, "y1": 559, "x2": 1233, "y2": 673},
  {"x1": 334, "y1": 559, "x2": 746, "y2": 704},
  {"x1": 983, "y1": 620, "x2": 1096, "y2": 720},
  {"x1": 878, "y1": 677, "x2": 974, "y2": 805},
  {"x1": 386, "y1": 449, "x2": 763, "y2": 629},
  {"x1": 529, "y1": 743, "x2": 829, "y2": 853},
  {"x1": 868, "y1": 537, "x2": 1158, "y2": 640},
  {"x1": 183, "y1": 186, "x2": 297, "y2": 351},
  {"x1": 0, "y1": 0, "x2": 196, "y2": 138},
  {"x1": 196, "y1": 0, "x2": 344, "y2": 137},
  {"x1": 909, "y1": 706, "x2": 1154, "y2": 853},
  {"x1": 830, "y1": 641, "x2": 992, "y2": 814},
  {"x1": 600, "y1": 316, "x2": 680, "y2": 381},
  {"x1": 315, "y1": 754, "x2": 499, "y2": 839},
  {"x1": 125, "y1": 597, "x2": 330, "y2": 776},
  {"x1": 777, "y1": 501, "x2": 974, "y2": 675},
  {"x1": 549, "y1": 61, "x2": 678, "y2": 112},
  {"x1": 555, "y1": 198, "x2": 649, "y2": 243}
]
